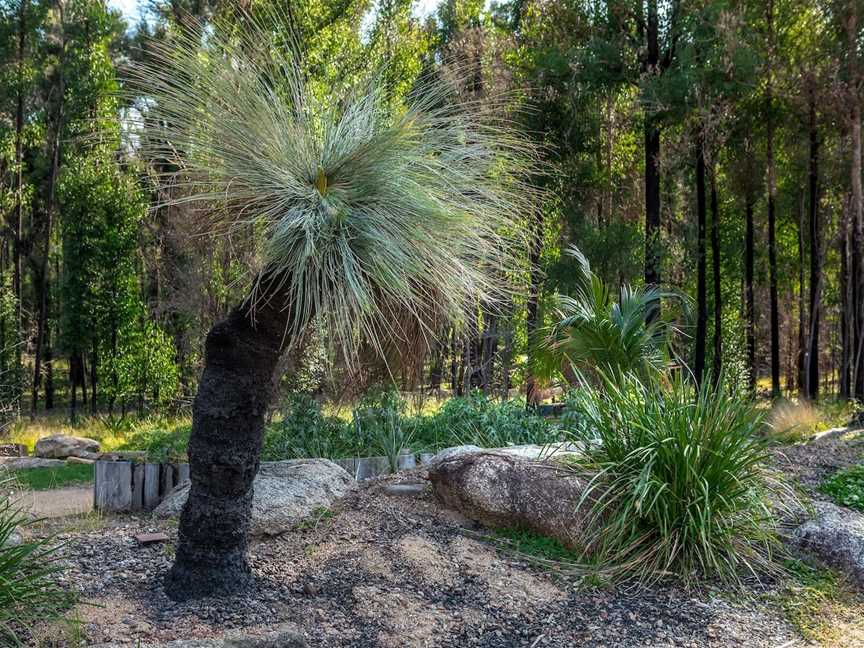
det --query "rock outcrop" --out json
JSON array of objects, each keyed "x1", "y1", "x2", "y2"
[
  {"x1": 794, "y1": 501, "x2": 864, "y2": 587},
  {"x1": 155, "y1": 459, "x2": 353, "y2": 536},
  {"x1": 427, "y1": 450, "x2": 592, "y2": 549},
  {"x1": 34, "y1": 435, "x2": 99, "y2": 460}
]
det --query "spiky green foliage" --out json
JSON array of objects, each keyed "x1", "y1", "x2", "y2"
[
  {"x1": 125, "y1": 8, "x2": 538, "y2": 362},
  {"x1": 0, "y1": 477, "x2": 75, "y2": 644},
  {"x1": 565, "y1": 371, "x2": 790, "y2": 585},
  {"x1": 539, "y1": 246, "x2": 685, "y2": 382}
]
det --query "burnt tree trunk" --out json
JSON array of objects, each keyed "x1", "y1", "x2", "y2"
[
  {"x1": 807, "y1": 96, "x2": 821, "y2": 399},
  {"x1": 165, "y1": 282, "x2": 296, "y2": 600},
  {"x1": 745, "y1": 191, "x2": 756, "y2": 392},
  {"x1": 695, "y1": 139, "x2": 707, "y2": 387},
  {"x1": 710, "y1": 164, "x2": 722, "y2": 381},
  {"x1": 766, "y1": 0, "x2": 781, "y2": 398}
]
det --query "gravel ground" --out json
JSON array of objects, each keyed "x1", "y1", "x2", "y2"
[
  {"x1": 26, "y1": 470, "x2": 810, "y2": 648},
  {"x1": 770, "y1": 428, "x2": 864, "y2": 497}
]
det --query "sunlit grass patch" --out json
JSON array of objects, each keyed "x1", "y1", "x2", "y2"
[{"x1": 8, "y1": 464, "x2": 94, "y2": 491}]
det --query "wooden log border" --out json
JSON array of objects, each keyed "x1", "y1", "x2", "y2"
[{"x1": 94, "y1": 460, "x2": 191, "y2": 513}]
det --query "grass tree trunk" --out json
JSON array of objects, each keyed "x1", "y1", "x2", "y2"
[{"x1": 165, "y1": 278, "x2": 295, "y2": 600}]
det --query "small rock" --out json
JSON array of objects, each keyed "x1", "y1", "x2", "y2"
[
  {"x1": 134, "y1": 532, "x2": 170, "y2": 545},
  {"x1": 303, "y1": 581, "x2": 320, "y2": 597},
  {"x1": 381, "y1": 483, "x2": 427, "y2": 497}
]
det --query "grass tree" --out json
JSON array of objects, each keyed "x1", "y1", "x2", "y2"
[{"x1": 127, "y1": 11, "x2": 539, "y2": 600}]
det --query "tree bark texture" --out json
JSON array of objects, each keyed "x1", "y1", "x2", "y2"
[
  {"x1": 745, "y1": 192, "x2": 756, "y2": 392},
  {"x1": 165, "y1": 279, "x2": 295, "y2": 600},
  {"x1": 710, "y1": 166, "x2": 721, "y2": 381}
]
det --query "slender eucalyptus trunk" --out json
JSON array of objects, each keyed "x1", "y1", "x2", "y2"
[
  {"x1": 13, "y1": 0, "x2": 26, "y2": 382},
  {"x1": 797, "y1": 192, "x2": 806, "y2": 394},
  {"x1": 766, "y1": 0, "x2": 781, "y2": 397},
  {"x1": 524, "y1": 207, "x2": 544, "y2": 406},
  {"x1": 745, "y1": 192, "x2": 756, "y2": 392},
  {"x1": 32, "y1": 48, "x2": 64, "y2": 418},
  {"x1": 807, "y1": 96, "x2": 821, "y2": 399},
  {"x1": 695, "y1": 140, "x2": 707, "y2": 387},
  {"x1": 710, "y1": 165, "x2": 721, "y2": 381},
  {"x1": 643, "y1": 0, "x2": 662, "y2": 316},
  {"x1": 165, "y1": 278, "x2": 297, "y2": 600}
]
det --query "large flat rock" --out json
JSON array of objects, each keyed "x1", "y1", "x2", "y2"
[
  {"x1": 154, "y1": 459, "x2": 353, "y2": 536},
  {"x1": 34, "y1": 434, "x2": 99, "y2": 459},
  {"x1": 427, "y1": 450, "x2": 591, "y2": 549}
]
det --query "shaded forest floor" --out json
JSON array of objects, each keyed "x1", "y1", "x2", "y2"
[{"x1": 26, "y1": 434, "x2": 864, "y2": 648}]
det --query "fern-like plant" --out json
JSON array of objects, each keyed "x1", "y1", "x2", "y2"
[{"x1": 539, "y1": 246, "x2": 685, "y2": 383}]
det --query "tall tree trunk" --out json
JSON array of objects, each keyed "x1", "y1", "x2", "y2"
[
  {"x1": 838, "y1": 198, "x2": 855, "y2": 400},
  {"x1": 32, "y1": 46, "x2": 64, "y2": 418},
  {"x1": 797, "y1": 192, "x2": 806, "y2": 394},
  {"x1": 745, "y1": 190, "x2": 756, "y2": 391},
  {"x1": 13, "y1": 0, "x2": 27, "y2": 384},
  {"x1": 807, "y1": 96, "x2": 821, "y2": 399},
  {"x1": 766, "y1": 0, "x2": 781, "y2": 397},
  {"x1": 643, "y1": 0, "x2": 661, "y2": 309},
  {"x1": 695, "y1": 140, "x2": 707, "y2": 386},
  {"x1": 524, "y1": 207, "x2": 544, "y2": 406},
  {"x1": 165, "y1": 279, "x2": 298, "y2": 600},
  {"x1": 710, "y1": 165, "x2": 722, "y2": 380}
]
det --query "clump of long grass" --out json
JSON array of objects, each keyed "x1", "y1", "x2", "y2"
[
  {"x1": 0, "y1": 476, "x2": 75, "y2": 644},
  {"x1": 124, "y1": 6, "x2": 540, "y2": 366},
  {"x1": 767, "y1": 399, "x2": 820, "y2": 443},
  {"x1": 566, "y1": 371, "x2": 791, "y2": 585}
]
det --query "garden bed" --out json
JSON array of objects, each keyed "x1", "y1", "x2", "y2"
[{"x1": 26, "y1": 463, "x2": 859, "y2": 648}]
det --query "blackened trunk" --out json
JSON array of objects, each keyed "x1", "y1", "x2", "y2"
[
  {"x1": 807, "y1": 97, "x2": 820, "y2": 399},
  {"x1": 165, "y1": 281, "x2": 296, "y2": 600},
  {"x1": 644, "y1": 118, "x2": 662, "y2": 298},
  {"x1": 710, "y1": 167, "x2": 722, "y2": 381},
  {"x1": 797, "y1": 192, "x2": 806, "y2": 394},
  {"x1": 695, "y1": 142, "x2": 707, "y2": 387},
  {"x1": 766, "y1": 0, "x2": 781, "y2": 398},
  {"x1": 745, "y1": 195, "x2": 756, "y2": 391},
  {"x1": 13, "y1": 0, "x2": 26, "y2": 375},
  {"x1": 524, "y1": 207, "x2": 544, "y2": 406}
]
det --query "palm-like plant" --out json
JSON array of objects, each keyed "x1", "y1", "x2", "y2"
[
  {"x1": 540, "y1": 246, "x2": 685, "y2": 383},
  {"x1": 126, "y1": 10, "x2": 539, "y2": 600}
]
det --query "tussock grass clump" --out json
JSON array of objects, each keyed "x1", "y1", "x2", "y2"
[
  {"x1": 767, "y1": 399, "x2": 820, "y2": 443},
  {"x1": 566, "y1": 372, "x2": 791, "y2": 585}
]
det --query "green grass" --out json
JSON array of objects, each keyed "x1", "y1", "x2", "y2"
[
  {"x1": 490, "y1": 527, "x2": 575, "y2": 562},
  {"x1": 821, "y1": 464, "x2": 864, "y2": 511},
  {"x1": 775, "y1": 558, "x2": 864, "y2": 644},
  {"x1": 9, "y1": 464, "x2": 94, "y2": 491}
]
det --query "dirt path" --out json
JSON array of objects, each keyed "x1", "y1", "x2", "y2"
[{"x1": 16, "y1": 486, "x2": 92, "y2": 518}]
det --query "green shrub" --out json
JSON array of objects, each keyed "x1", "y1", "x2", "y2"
[
  {"x1": 821, "y1": 464, "x2": 864, "y2": 511},
  {"x1": 412, "y1": 391, "x2": 558, "y2": 450},
  {"x1": 118, "y1": 422, "x2": 191, "y2": 463},
  {"x1": 263, "y1": 393, "x2": 350, "y2": 460},
  {"x1": 0, "y1": 478, "x2": 75, "y2": 644},
  {"x1": 565, "y1": 371, "x2": 788, "y2": 584}
]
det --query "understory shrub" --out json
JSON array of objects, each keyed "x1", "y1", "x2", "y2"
[
  {"x1": 117, "y1": 420, "x2": 192, "y2": 462},
  {"x1": 264, "y1": 389, "x2": 559, "y2": 462},
  {"x1": 821, "y1": 464, "x2": 864, "y2": 511},
  {"x1": 565, "y1": 372, "x2": 790, "y2": 584},
  {"x1": 0, "y1": 477, "x2": 75, "y2": 644}
]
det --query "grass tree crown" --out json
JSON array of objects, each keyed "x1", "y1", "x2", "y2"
[{"x1": 126, "y1": 10, "x2": 541, "y2": 361}]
